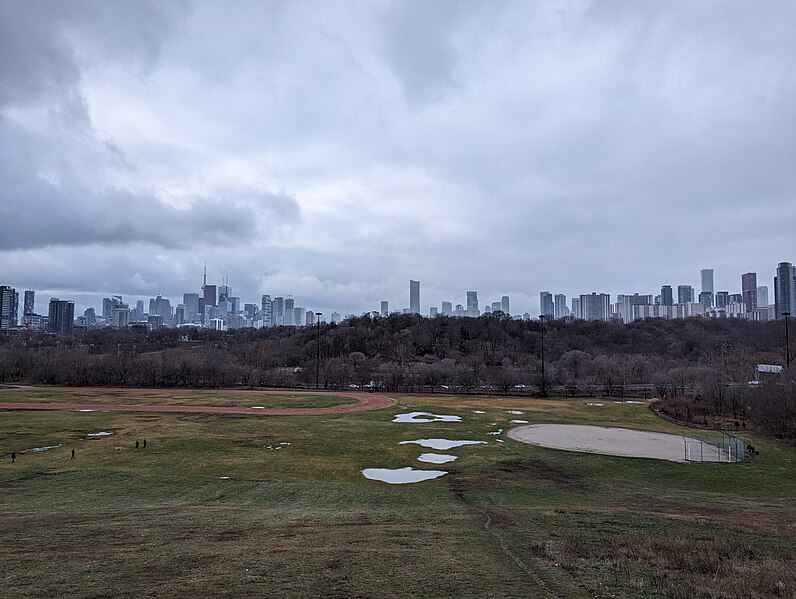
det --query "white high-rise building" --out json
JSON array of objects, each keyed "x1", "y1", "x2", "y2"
[{"x1": 409, "y1": 280, "x2": 420, "y2": 314}]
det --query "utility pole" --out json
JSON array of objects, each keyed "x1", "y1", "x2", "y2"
[
  {"x1": 316, "y1": 312, "x2": 323, "y2": 390},
  {"x1": 539, "y1": 314, "x2": 546, "y2": 397}
]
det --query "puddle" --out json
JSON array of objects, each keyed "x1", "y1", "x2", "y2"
[
  {"x1": 77, "y1": 409, "x2": 97, "y2": 412},
  {"x1": 362, "y1": 467, "x2": 447, "y2": 484},
  {"x1": 510, "y1": 420, "x2": 529, "y2": 424},
  {"x1": 472, "y1": 410, "x2": 486, "y2": 414},
  {"x1": 22, "y1": 444, "x2": 62, "y2": 453},
  {"x1": 417, "y1": 453, "x2": 458, "y2": 464},
  {"x1": 87, "y1": 432, "x2": 112, "y2": 437},
  {"x1": 586, "y1": 402, "x2": 604, "y2": 406},
  {"x1": 507, "y1": 410, "x2": 524, "y2": 415},
  {"x1": 487, "y1": 429, "x2": 504, "y2": 436},
  {"x1": 279, "y1": 442, "x2": 291, "y2": 445},
  {"x1": 392, "y1": 411, "x2": 461, "y2": 423},
  {"x1": 496, "y1": 439, "x2": 504, "y2": 443},
  {"x1": 400, "y1": 439, "x2": 487, "y2": 450},
  {"x1": 614, "y1": 400, "x2": 644, "y2": 404},
  {"x1": 219, "y1": 476, "x2": 230, "y2": 480},
  {"x1": 251, "y1": 406, "x2": 265, "y2": 409}
]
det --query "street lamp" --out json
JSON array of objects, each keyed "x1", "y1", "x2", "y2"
[
  {"x1": 315, "y1": 312, "x2": 323, "y2": 390},
  {"x1": 539, "y1": 314, "x2": 546, "y2": 397},
  {"x1": 784, "y1": 312, "x2": 791, "y2": 369}
]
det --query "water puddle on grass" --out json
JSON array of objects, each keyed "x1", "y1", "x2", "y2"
[
  {"x1": 507, "y1": 410, "x2": 524, "y2": 415},
  {"x1": 472, "y1": 410, "x2": 486, "y2": 414},
  {"x1": 87, "y1": 432, "x2": 112, "y2": 437},
  {"x1": 77, "y1": 409, "x2": 97, "y2": 412},
  {"x1": 250, "y1": 406, "x2": 265, "y2": 409},
  {"x1": 614, "y1": 400, "x2": 645, "y2": 404},
  {"x1": 392, "y1": 412, "x2": 461, "y2": 423},
  {"x1": 417, "y1": 453, "x2": 457, "y2": 464},
  {"x1": 399, "y1": 439, "x2": 486, "y2": 450},
  {"x1": 219, "y1": 476, "x2": 230, "y2": 480},
  {"x1": 510, "y1": 420, "x2": 529, "y2": 424},
  {"x1": 22, "y1": 444, "x2": 62, "y2": 453},
  {"x1": 362, "y1": 467, "x2": 447, "y2": 484},
  {"x1": 487, "y1": 429, "x2": 504, "y2": 436},
  {"x1": 586, "y1": 402, "x2": 604, "y2": 407}
]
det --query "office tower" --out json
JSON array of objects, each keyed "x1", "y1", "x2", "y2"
[
  {"x1": 554, "y1": 294, "x2": 569, "y2": 319},
  {"x1": 429, "y1": 307, "x2": 438, "y2": 317},
  {"x1": 331, "y1": 311, "x2": 341, "y2": 324},
  {"x1": 501, "y1": 296, "x2": 510, "y2": 315},
  {"x1": 677, "y1": 285, "x2": 694, "y2": 304},
  {"x1": 698, "y1": 291, "x2": 713, "y2": 307},
  {"x1": 218, "y1": 280, "x2": 231, "y2": 304},
  {"x1": 175, "y1": 305, "x2": 185, "y2": 326},
  {"x1": 149, "y1": 296, "x2": 173, "y2": 324},
  {"x1": 272, "y1": 297, "x2": 284, "y2": 325},
  {"x1": 490, "y1": 301, "x2": 501, "y2": 312},
  {"x1": 580, "y1": 293, "x2": 610, "y2": 321},
  {"x1": 284, "y1": 297, "x2": 295, "y2": 326},
  {"x1": 409, "y1": 280, "x2": 420, "y2": 314},
  {"x1": 729, "y1": 293, "x2": 743, "y2": 304},
  {"x1": 700, "y1": 269, "x2": 714, "y2": 306},
  {"x1": 715, "y1": 291, "x2": 729, "y2": 308},
  {"x1": 661, "y1": 285, "x2": 673, "y2": 306},
  {"x1": 203, "y1": 284, "x2": 217, "y2": 309},
  {"x1": 293, "y1": 307, "x2": 305, "y2": 326},
  {"x1": 539, "y1": 291, "x2": 554, "y2": 318},
  {"x1": 0, "y1": 286, "x2": 16, "y2": 329},
  {"x1": 183, "y1": 293, "x2": 200, "y2": 323},
  {"x1": 260, "y1": 295, "x2": 272, "y2": 325},
  {"x1": 23, "y1": 290, "x2": 35, "y2": 315},
  {"x1": 84, "y1": 307, "x2": 96, "y2": 326},
  {"x1": 741, "y1": 272, "x2": 757, "y2": 313},
  {"x1": 466, "y1": 291, "x2": 478, "y2": 310},
  {"x1": 441, "y1": 301, "x2": 452, "y2": 316},
  {"x1": 380, "y1": 301, "x2": 388, "y2": 317},
  {"x1": 12, "y1": 291, "x2": 18, "y2": 326},
  {"x1": 774, "y1": 262, "x2": 796, "y2": 319},
  {"x1": 48, "y1": 298, "x2": 75, "y2": 336},
  {"x1": 111, "y1": 303, "x2": 130, "y2": 329},
  {"x1": 756, "y1": 286, "x2": 769, "y2": 308}
]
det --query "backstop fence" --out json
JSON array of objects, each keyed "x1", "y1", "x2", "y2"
[{"x1": 683, "y1": 431, "x2": 745, "y2": 463}]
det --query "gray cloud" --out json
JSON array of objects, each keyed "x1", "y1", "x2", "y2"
[{"x1": 2, "y1": 1, "x2": 795, "y2": 316}]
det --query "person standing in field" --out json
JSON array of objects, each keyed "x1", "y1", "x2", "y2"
[
  {"x1": 143, "y1": 439, "x2": 147, "y2": 448},
  {"x1": 135, "y1": 440, "x2": 139, "y2": 449},
  {"x1": 11, "y1": 451, "x2": 15, "y2": 463},
  {"x1": 71, "y1": 448, "x2": 75, "y2": 460}
]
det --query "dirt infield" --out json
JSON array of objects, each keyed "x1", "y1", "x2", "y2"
[
  {"x1": 507, "y1": 424, "x2": 726, "y2": 463},
  {"x1": 0, "y1": 389, "x2": 393, "y2": 416}
]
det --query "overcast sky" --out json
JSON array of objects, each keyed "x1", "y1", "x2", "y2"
[{"x1": 2, "y1": 0, "x2": 795, "y2": 317}]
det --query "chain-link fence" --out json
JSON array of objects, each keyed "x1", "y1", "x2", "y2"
[{"x1": 683, "y1": 431, "x2": 745, "y2": 462}]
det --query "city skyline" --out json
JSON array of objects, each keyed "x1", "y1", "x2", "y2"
[
  {"x1": 1, "y1": 3, "x2": 795, "y2": 322},
  {"x1": 3, "y1": 259, "x2": 794, "y2": 331}
]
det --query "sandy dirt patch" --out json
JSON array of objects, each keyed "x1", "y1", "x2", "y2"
[{"x1": 508, "y1": 424, "x2": 730, "y2": 463}]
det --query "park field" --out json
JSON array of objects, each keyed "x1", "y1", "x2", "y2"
[{"x1": 1, "y1": 390, "x2": 795, "y2": 598}]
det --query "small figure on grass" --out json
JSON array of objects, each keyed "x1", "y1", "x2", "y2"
[
  {"x1": 143, "y1": 439, "x2": 147, "y2": 448},
  {"x1": 11, "y1": 451, "x2": 15, "y2": 463},
  {"x1": 135, "y1": 440, "x2": 139, "y2": 450},
  {"x1": 71, "y1": 448, "x2": 75, "y2": 460}
]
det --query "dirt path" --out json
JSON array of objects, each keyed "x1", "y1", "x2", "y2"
[{"x1": 0, "y1": 390, "x2": 393, "y2": 416}]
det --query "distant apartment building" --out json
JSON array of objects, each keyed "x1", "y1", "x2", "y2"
[
  {"x1": 774, "y1": 262, "x2": 796, "y2": 319},
  {"x1": 700, "y1": 269, "x2": 714, "y2": 306},
  {"x1": 715, "y1": 291, "x2": 729, "y2": 308},
  {"x1": 409, "y1": 280, "x2": 420, "y2": 314},
  {"x1": 554, "y1": 294, "x2": 569, "y2": 319},
  {"x1": 756, "y1": 286, "x2": 769, "y2": 308},
  {"x1": 48, "y1": 298, "x2": 74, "y2": 336},
  {"x1": 741, "y1": 272, "x2": 757, "y2": 313},
  {"x1": 441, "y1": 301, "x2": 452, "y2": 316},
  {"x1": 579, "y1": 293, "x2": 611, "y2": 321},
  {"x1": 539, "y1": 291, "x2": 554, "y2": 319},
  {"x1": 660, "y1": 285, "x2": 673, "y2": 306},
  {"x1": 23, "y1": 289, "x2": 35, "y2": 316},
  {"x1": 698, "y1": 291, "x2": 713, "y2": 307},
  {"x1": 0, "y1": 286, "x2": 17, "y2": 329},
  {"x1": 677, "y1": 285, "x2": 694, "y2": 304},
  {"x1": 380, "y1": 301, "x2": 389, "y2": 317},
  {"x1": 466, "y1": 291, "x2": 479, "y2": 317}
]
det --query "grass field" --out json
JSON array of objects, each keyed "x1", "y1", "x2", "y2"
[
  {"x1": 1, "y1": 391, "x2": 795, "y2": 598},
  {"x1": 0, "y1": 388, "x2": 354, "y2": 409}
]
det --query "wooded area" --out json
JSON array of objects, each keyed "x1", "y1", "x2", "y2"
[{"x1": 2, "y1": 314, "x2": 793, "y2": 438}]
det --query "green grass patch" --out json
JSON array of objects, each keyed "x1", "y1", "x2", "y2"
[{"x1": 1, "y1": 394, "x2": 795, "y2": 597}]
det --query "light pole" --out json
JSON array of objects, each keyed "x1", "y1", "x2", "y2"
[
  {"x1": 315, "y1": 312, "x2": 323, "y2": 390},
  {"x1": 784, "y1": 312, "x2": 791, "y2": 369},
  {"x1": 539, "y1": 314, "x2": 546, "y2": 397}
]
